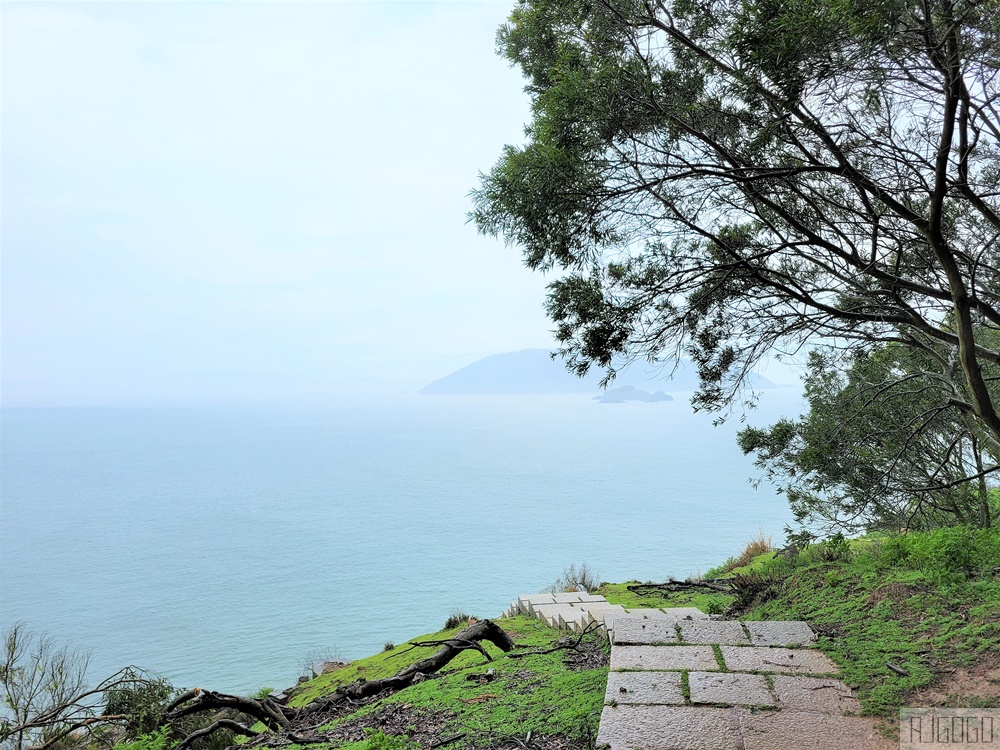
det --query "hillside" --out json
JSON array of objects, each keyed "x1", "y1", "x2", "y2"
[
  {"x1": 420, "y1": 350, "x2": 774, "y2": 395},
  {"x1": 131, "y1": 526, "x2": 997, "y2": 750}
]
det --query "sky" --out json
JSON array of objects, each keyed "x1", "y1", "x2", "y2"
[
  {"x1": 2, "y1": 1, "x2": 803, "y2": 407},
  {"x1": 1, "y1": 0, "x2": 572, "y2": 406}
]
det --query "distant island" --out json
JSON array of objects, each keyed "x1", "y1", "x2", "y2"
[
  {"x1": 420, "y1": 349, "x2": 774, "y2": 395},
  {"x1": 593, "y1": 385, "x2": 673, "y2": 403}
]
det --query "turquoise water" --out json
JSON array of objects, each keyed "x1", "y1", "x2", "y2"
[{"x1": 0, "y1": 392, "x2": 799, "y2": 694}]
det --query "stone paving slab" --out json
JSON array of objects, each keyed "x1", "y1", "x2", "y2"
[
  {"x1": 678, "y1": 620, "x2": 750, "y2": 645},
  {"x1": 736, "y1": 708, "x2": 895, "y2": 750},
  {"x1": 611, "y1": 645, "x2": 719, "y2": 671},
  {"x1": 551, "y1": 592, "x2": 587, "y2": 603},
  {"x1": 719, "y1": 646, "x2": 840, "y2": 675},
  {"x1": 688, "y1": 671, "x2": 775, "y2": 707},
  {"x1": 745, "y1": 621, "x2": 816, "y2": 647},
  {"x1": 605, "y1": 671, "x2": 685, "y2": 705},
  {"x1": 582, "y1": 604, "x2": 628, "y2": 624},
  {"x1": 561, "y1": 608, "x2": 592, "y2": 632},
  {"x1": 623, "y1": 608, "x2": 692, "y2": 619},
  {"x1": 531, "y1": 602, "x2": 575, "y2": 627},
  {"x1": 657, "y1": 607, "x2": 710, "y2": 620},
  {"x1": 610, "y1": 618, "x2": 680, "y2": 645},
  {"x1": 516, "y1": 594, "x2": 554, "y2": 614},
  {"x1": 597, "y1": 705, "x2": 743, "y2": 750},
  {"x1": 771, "y1": 675, "x2": 861, "y2": 714}
]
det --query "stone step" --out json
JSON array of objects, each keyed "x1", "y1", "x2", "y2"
[
  {"x1": 593, "y1": 610, "x2": 884, "y2": 749},
  {"x1": 597, "y1": 705, "x2": 894, "y2": 750}
]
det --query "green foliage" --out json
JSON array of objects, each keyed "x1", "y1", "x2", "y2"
[
  {"x1": 250, "y1": 687, "x2": 274, "y2": 700},
  {"x1": 354, "y1": 730, "x2": 419, "y2": 750},
  {"x1": 113, "y1": 727, "x2": 174, "y2": 750},
  {"x1": 104, "y1": 676, "x2": 174, "y2": 739},
  {"x1": 881, "y1": 526, "x2": 1000, "y2": 585},
  {"x1": 474, "y1": 0, "x2": 1000, "y2": 527},
  {"x1": 739, "y1": 346, "x2": 999, "y2": 535}
]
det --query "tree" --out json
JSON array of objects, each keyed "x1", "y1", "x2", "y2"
[
  {"x1": 1, "y1": 623, "x2": 168, "y2": 750},
  {"x1": 737, "y1": 344, "x2": 997, "y2": 535},
  {"x1": 472, "y1": 0, "x2": 1000, "y2": 469}
]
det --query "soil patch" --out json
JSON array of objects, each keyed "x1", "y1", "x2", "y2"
[
  {"x1": 910, "y1": 653, "x2": 1000, "y2": 707},
  {"x1": 561, "y1": 639, "x2": 609, "y2": 671},
  {"x1": 323, "y1": 702, "x2": 457, "y2": 746}
]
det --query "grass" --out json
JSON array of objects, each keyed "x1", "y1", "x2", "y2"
[
  {"x1": 602, "y1": 527, "x2": 999, "y2": 718},
  {"x1": 185, "y1": 525, "x2": 1000, "y2": 750},
  {"x1": 286, "y1": 615, "x2": 608, "y2": 749},
  {"x1": 737, "y1": 528, "x2": 1000, "y2": 716},
  {"x1": 598, "y1": 581, "x2": 734, "y2": 613}
]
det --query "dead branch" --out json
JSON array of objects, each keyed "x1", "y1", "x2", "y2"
[
  {"x1": 312, "y1": 619, "x2": 514, "y2": 709},
  {"x1": 168, "y1": 619, "x2": 516, "y2": 750},
  {"x1": 506, "y1": 621, "x2": 603, "y2": 659},
  {"x1": 174, "y1": 718, "x2": 260, "y2": 750},
  {"x1": 626, "y1": 580, "x2": 732, "y2": 596},
  {"x1": 167, "y1": 690, "x2": 295, "y2": 730}
]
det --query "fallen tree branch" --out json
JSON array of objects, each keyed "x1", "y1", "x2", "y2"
[
  {"x1": 430, "y1": 732, "x2": 467, "y2": 748},
  {"x1": 626, "y1": 580, "x2": 731, "y2": 595},
  {"x1": 314, "y1": 620, "x2": 514, "y2": 708},
  {"x1": 167, "y1": 690, "x2": 295, "y2": 730},
  {"x1": 169, "y1": 620, "x2": 516, "y2": 750}
]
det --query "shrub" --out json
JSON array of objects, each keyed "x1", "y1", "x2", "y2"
[
  {"x1": 443, "y1": 612, "x2": 472, "y2": 630},
  {"x1": 729, "y1": 569, "x2": 784, "y2": 609},
  {"x1": 726, "y1": 530, "x2": 774, "y2": 572},
  {"x1": 545, "y1": 563, "x2": 601, "y2": 593},
  {"x1": 113, "y1": 727, "x2": 173, "y2": 750},
  {"x1": 104, "y1": 675, "x2": 174, "y2": 739},
  {"x1": 298, "y1": 646, "x2": 341, "y2": 679},
  {"x1": 813, "y1": 532, "x2": 852, "y2": 563},
  {"x1": 882, "y1": 526, "x2": 1000, "y2": 584}
]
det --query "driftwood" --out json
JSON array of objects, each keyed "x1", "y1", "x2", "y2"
[{"x1": 168, "y1": 619, "x2": 515, "y2": 749}]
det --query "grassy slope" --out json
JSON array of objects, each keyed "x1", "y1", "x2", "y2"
[
  {"x1": 282, "y1": 615, "x2": 608, "y2": 750},
  {"x1": 238, "y1": 527, "x2": 998, "y2": 750},
  {"x1": 599, "y1": 529, "x2": 1000, "y2": 717}
]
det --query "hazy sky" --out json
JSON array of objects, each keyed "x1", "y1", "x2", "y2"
[{"x1": 2, "y1": 1, "x2": 571, "y2": 406}]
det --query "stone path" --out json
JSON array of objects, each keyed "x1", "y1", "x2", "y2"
[{"x1": 504, "y1": 596, "x2": 894, "y2": 749}]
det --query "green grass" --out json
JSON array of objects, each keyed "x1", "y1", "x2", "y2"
[
  {"x1": 170, "y1": 526, "x2": 1000, "y2": 750},
  {"x1": 598, "y1": 581, "x2": 734, "y2": 613},
  {"x1": 738, "y1": 528, "x2": 1000, "y2": 716},
  {"x1": 286, "y1": 616, "x2": 607, "y2": 749}
]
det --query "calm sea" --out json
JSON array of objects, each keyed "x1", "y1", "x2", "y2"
[{"x1": 0, "y1": 392, "x2": 799, "y2": 694}]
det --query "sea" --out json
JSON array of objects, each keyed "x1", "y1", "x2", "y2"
[{"x1": 0, "y1": 390, "x2": 801, "y2": 695}]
